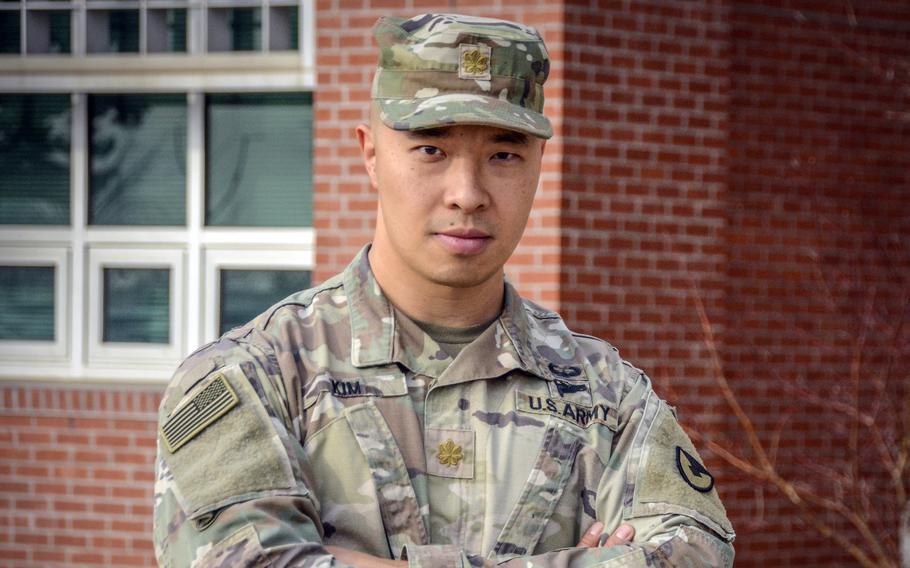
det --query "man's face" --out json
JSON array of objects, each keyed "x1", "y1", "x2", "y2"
[{"x1": 358, "y1": 118, "x2": 545, "y2": 291}]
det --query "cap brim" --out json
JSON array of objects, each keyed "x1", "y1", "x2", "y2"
[{"x1": 376, "y1": 94, "x2": 552, "y2": 139}]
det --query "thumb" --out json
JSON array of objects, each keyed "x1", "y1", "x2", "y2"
[
  {"x1": 576, "y1": 522, "x2": 604, "y2": 548},
  {"x1": 600, "y1": 524, "x2": 635, "y2": 548}
]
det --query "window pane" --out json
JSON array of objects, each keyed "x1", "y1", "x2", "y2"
[
  {"x1": 103, "y1": 268, "x2": 170, "y2": 343},
  {"x1": 208, "y1": 8, "x2": 260, "y2": 52},
  {"x1": 167, "y1": 9, "x2": 186, "y2": 52},
  {"x1": 0, "y1": 94, "x2": 71, "y2": 225},
  {"x1": 0, "y1": 11, "x2": 20, "y2": 54},
  {"x1": 268, "y1": 6, "x2": 297, "y2": 51},
  {"x1": 148, "y1": 8, "x2": 186, "y2": 53},
  {"x1": 27, "y1": 10, "x2": 71, "y2": 54},
  {"x1": 86, "y1": 9, "x2": 139, "y2": 53},
  {"x1": 0, "y1": 266, "x2": 55, "y2": 341},
  {"x1": 206, "y1": 93, "x2": 313, "y2": 227},
  {"x1": 89, "y1": 94, "x2": 187, "y2": 226},
  {"x1": 219, "y1": 269, "x2": 311, "y2": 334}
]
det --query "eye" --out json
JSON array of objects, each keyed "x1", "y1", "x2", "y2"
[
  {"x1": 415, "y1": 145, "x2": 445, "y2": 159},
  {"x1": 491, "y1": 151, "x2": 521, "y2": 163}
]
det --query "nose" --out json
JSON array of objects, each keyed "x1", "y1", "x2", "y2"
[{"x1": 442, "y1": 159, "x2": 489, "y2": 213}]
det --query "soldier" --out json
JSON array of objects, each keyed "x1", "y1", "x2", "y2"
[{"x1": 153, "y1": 13, "x2": 735, "y2": 567}]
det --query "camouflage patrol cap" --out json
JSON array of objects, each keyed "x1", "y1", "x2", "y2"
[{"x1": 371, "y1": 13, "x2": 553, "y2": 139}]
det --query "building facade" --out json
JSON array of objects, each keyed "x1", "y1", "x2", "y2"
[{"x1": 1, "y1": 0, "x2": 908, "y2": 566}]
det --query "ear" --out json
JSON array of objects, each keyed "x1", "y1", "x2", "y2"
[{"x1": 356, "y1": 123, "x2": 378, "y2": 189}]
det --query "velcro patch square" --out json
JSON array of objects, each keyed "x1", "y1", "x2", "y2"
[
  {"x1": 161, "y1": 374, "x2": 239, "y2": 453},
  {"x1": 426, "y1": 428, "x2": 474, "y2": 479},
  {"x1": 458, "y1": 43, "x2": 492, "y2": 80}
]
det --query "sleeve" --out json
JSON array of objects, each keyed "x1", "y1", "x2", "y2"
[
  {"x1": 152, "y1": 339, "x2": 355, "y2": 568},
  {"x1": 402, "y1": 366, "x2": 735, "y2": 568}
]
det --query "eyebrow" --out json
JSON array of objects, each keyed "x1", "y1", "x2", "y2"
[
  {"x1": 405, "y1": 128, "x2": 451, "y2": 140},
  {"x1": 491, "y1": 131, "x2": 529, "y2": 145},
  {"x1": 405, "y1": 128, "x2": 529, "y2": 145}
]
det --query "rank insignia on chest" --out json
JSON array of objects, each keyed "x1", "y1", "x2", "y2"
[
  {"x1": 426, "y1": 428, "x2": 474, "y2": 479},
  {"x1": 161, "y1": 374, "x2": 239, "y2": 453},
  {"x1": 437, "y1": 439, "x2": 464, "y2": 468}
]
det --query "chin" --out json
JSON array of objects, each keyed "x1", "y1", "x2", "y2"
[{"x1": 425, "y1": 262, "x2": 501, "y2": 289}]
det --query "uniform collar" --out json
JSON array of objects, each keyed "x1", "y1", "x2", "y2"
[{"x1": 343, "y1": 245, "x2": 579, "y2": 382}]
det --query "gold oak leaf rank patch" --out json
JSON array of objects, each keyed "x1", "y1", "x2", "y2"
[
  {"x1": 161, "y1": 375, "x2": 239, "y2": 453},
  {"x1": 458, "y1": 44, "x2": 492, "y2": 80},
  {"x1": 676, "y1": 446, "x2": 715, "y2": 493}
]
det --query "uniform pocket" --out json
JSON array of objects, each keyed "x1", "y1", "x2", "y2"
[{"x1": 491, "y1": 420, "x2": 583, "y2": 561}]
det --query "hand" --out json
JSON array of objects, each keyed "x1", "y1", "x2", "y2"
[
  {"x1": 325, "y1": 545, "x2": 408, "y2": 567},
  {"x1": 576, "y1": 522, "x2": 635, "y2": 548}
]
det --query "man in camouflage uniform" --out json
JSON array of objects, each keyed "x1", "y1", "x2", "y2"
[{"x1": 153, "y1": 13, "x2": 735, "y2": 567}]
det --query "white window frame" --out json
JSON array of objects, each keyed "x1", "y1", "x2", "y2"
[
  {"x1": 0, "y1": 0, "x2": 316, "y2": 92},
  {"x1": 87, "y1": 246, "x2": 186, "y2": 375},
  {"x1": 0, "y1": 1, "x2": 316, "y2": 382},
  {"x1": 0, "y1": 246, "x2": 70, "y2": 364},
  {"x1": 202, "y1": 245, "x2": 314, "y2": 344}
]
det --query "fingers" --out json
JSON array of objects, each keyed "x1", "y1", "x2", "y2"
[
  {"x1": 600, "y1": 523, "x2": 635, "y2": 548},
  {"x1": 576, "y1": 521, "x2": 604, "y2": 547}
]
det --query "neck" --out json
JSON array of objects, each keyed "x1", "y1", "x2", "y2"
[{"x1": 367, "y1": 246, "x2": 505, "y2": 329}]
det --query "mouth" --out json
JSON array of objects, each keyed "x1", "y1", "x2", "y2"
[{"x1": 433, "y1": 229, "x2": 492, "y2": 256}]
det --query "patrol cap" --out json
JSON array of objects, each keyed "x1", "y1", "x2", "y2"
[{"x1": 371, "y1": 13, "x2": 553, "y2": 139}]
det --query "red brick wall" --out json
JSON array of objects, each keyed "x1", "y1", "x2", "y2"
[
  {"x1": 723, "y1": 1, "x2": 910, "y2": 565},
  {"x1": 557, "y1": 0, "x2": 731, "y2": 418},
  {"x1": 0, "y1": 385, "x2": 161, "y2": 566}
]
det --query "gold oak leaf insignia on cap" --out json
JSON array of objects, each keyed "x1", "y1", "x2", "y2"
[
  {"x1": 458, "y1": 44, "x2": 492, "y2": 80},
  {"x1": 161, "y1": 374, "x2": 239, "y2": 453},
  {"x1": 463, "y1": 49, "x2": 489, "y2": 74},
  {"x1": 437, "y1": 439, "x2": 464, "y2": 468},
  {"x1": 676, "y1": 446, "x2": 715, "y2": 493}
]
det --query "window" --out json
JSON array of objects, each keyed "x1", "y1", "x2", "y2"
[
  {"x1": 27, "y1": 10, "x2": 72, "y2": 54},
  {"x1": 0, "y1": 11, "x2": 20, "y2": 54},
  {"x1": 0, "y1": 266, "x2": 56, "y2": 342},
  {"x1": 89, "y1": 94, "x2": 187, "y2": 226},
  {"x1": 0, "y1": 94, "x2": 71, "y2": 225},
  {"x1": 219, "y1": 269, "x2": 311, "y2": 334},
  {"x1": 0, "y1": 0, "x2": 316, "y2": 381},
  {"x1": 203, "y1": 249, "x2": 312, "y2": 341},
  {"x1": 0, "y1": 248, "x2": 69, "y2": 367},
  {"x1": 88, "y1": 248, "x2": 184, "y2": 371},
  {"x1": 206, "y1": 93, "x2": 313, "y2": 227},
  {"x1": 0, "y1": 0, "x2": 303, "y2": 55}
]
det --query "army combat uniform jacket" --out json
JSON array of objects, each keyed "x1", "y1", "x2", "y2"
[{"x1": 153, "y1": 248, "x2": 735, "y2": 567}]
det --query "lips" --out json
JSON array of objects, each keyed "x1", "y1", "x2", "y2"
[{"x1": 434, "y1": 228, "x2": 491, "y2": 256}]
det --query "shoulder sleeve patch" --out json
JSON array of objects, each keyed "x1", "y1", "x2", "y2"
[
  {"x1": 160, "y1": 364, "x2": 302, "y2": 519},
  {"x1": 631, "y1": 400, "x2": 734, "y2": 539},
  {"x1": 161, "y1": 374, "x2": 239, "y2": 453}
]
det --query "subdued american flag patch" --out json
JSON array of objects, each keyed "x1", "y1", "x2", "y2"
[{"x1": 161, "y1": 374, "x2": 239, "y2": 453}]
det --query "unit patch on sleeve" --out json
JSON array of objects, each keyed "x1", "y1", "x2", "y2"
[
  {"x1": 676, "y1": 446, "x2": 715, "y2": 493},
  {"x1": 161, "y1": 374, "x2": 239, "y2": 453}
]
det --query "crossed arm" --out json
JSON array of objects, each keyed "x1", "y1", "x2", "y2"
[{"x1": 327, "y1": 523, "x2": 637, "y2": 568}]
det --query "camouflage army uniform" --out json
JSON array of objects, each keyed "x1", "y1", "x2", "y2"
[
  {"x1": 153, "y1": 248, "x2": 735, "y2": 567},
  {"x1": 154, "y1": 13, "x2": 734, "y2": 567}
]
